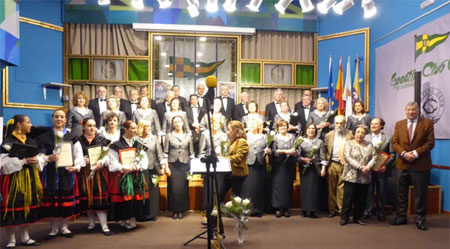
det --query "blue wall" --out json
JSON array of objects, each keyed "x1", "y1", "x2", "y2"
[
  {"x1": 317, "y1": 0, "x2": 450, "y2": 211},
  {"x1": 1, "y1": 0, "x2": 63, "y2": 127}
]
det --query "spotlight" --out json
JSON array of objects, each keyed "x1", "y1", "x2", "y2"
[
  {"x1": 317, "y1": 0, "x2": 337, "y2": 14},
  {"x1": 157, "y1": 0, "x2": 172, "y2": 8},
  {"x1": 361, "y1": 0, "x2": 376, "y2": 18},
  {"x1": 299, "y1": 0, "x2": 314, "y2": 13},
  {"x1": 274, "y1": 0, "x2": 293, "y2": 14},
  {"x1": 131, "y1": 0, "x2": 144, "y2": 9},
  {"x1": 98, "y1": 0, "x2": 110, "y2": 5},
  {"x1": 246, "y1": 0, "x2": 263, "y2": 12},
  {"x1": 420, "y1": 0, "x2": 434, "y2": 9},
  {"x1": 206, "y1": 0, "x2": 219, "y2": 12},
  {"x1": 223, "y1": 0, "x2": 237, "y2": 12},
  {"x1": 333, "y1": 0, "x2": 354, "y2": 15},
  {"x1": 187, "y1": 0, "x2": 199, "y2": 17}
]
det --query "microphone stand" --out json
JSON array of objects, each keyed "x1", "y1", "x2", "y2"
[{"x1": 184, "y1": 95, "x2": 226, "y2": 249}]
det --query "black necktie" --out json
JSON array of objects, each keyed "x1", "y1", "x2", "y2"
[{"x1": 100, "y1": 99, "x2": 106, "y2": 102}]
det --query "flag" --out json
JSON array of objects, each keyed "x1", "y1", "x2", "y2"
[
  {"x1": 352, "y1": 56, "x2": 361, "y2": 103},
  {"x1": 169, "y1": 57, "x2": 225, "y2": 78},
  {"x1": 344, "y1": 56, "x2": 352, "y2": 120},
  {"x1": 415, "y1": 32, "x2": 449, "y2": 59},
  {"x1": 327, "y1": 56, "x2": 335, "y2": 111},
  {"x1": 335, "y1": 57, "x2": 344, "y2": 115}
]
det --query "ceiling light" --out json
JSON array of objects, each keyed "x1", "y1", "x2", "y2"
[
  {"x1": 157, "y1": 0, "x2": 172, "y2": 8},
  {"x1": 299, "y1": 0, "x2": 314, "y2": 12},
  {"x1": 223, "y1": 0, "x2": 237, "y2": 12},
  {"x1": 275, "y1": 0, "x2": 293, "y2": 14},
  {"x1": 246, "y1": 0, "x2": 263, "y2": 12},
  {"x1": 317, "y1": 0, "x2": 337, "y2": 14},
  {"x1": 133, "y1": 23, "x2": 256, "y2": 35},
  {"x1": 199, "y1": 37, "x2": 207, "y2": 42},
  {"x1": 98, "y1": 0, "x2": 110, "y2": 5},
  {"x1": 161, "y1": 52, "x2": 167, "y2": 56},
  {"x1": 131, "y1": 0, "x2": 144, "y2": 9},
  {"x1": 333, "y1": 0, "x2": 354, "y2": 15},
  {"x1": 361, "y1": 0, "x2": 376, "y2": 18},
  {"x1": 187, "y1": 0, "x2": 200, "y2": 17},
  {"x1": 206, "y1": 0, "x2": 219, "y2": 12},
  {"x1": 420, "y1": 0, "x2": 434, "y2": 9}
]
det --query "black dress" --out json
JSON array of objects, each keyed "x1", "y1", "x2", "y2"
[
  {"x1": 77, "y1": 134, "x2": 111, "y2": 212},
  {"x1": 1, "y1": 135, "x2": 43, "y2": 227},
  {"x1": 270, "y1": 134, "x2": 297, "y2": 210},
  {"x1": 37, "y1": 130, "x2": 82, "y2": 218}
]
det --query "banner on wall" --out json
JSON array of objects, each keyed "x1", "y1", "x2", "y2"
[
  {"x1": 0, "y1": 0, "x2": 20, "y2": 66},
  {"x1": 376, "y1": 14, "x2": 450, "y2": 139}
]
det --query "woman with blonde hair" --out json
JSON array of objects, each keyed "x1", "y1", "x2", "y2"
[
  {"x1": 66, "y1": 91, "x2": 94, "y2": 137},
  {"x1": 226, "y1": 120, "x2": 249, "y2": 197},
  {"x1": 99, "y1": 96, "x2": 127, "y2": 128},
  {"x1": 133, "y1": 96, "x2": 162, "y2": 136},
  {"x1": 307, "y1": 97, "x2": 334, "y2": 139}
]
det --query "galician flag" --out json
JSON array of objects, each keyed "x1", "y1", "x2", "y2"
[
  {"x1": 344, "y1": 56, "x2": 353, "y2": 120},
  {"x1": 415, "y1": 32, "x2": 449, "y2": 59},
  {"x1": 169, "y1": 57, "x2": 225, "y2": 78},
  {"x1": 335, "y1": 57, "x2": 344, "y2": 115}
]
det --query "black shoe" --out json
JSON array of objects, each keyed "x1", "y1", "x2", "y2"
[
  {"x1": 102, "y1": 229, "x2": 113, "y2": 236},
  {"x1": 178, "y1": 212, "x2": 184, "y2": 219},
  {"x1": 284, "y1": 210, "x2": 290, "y2": 218},
  {"x1": 61, "y1": 232, "x2": 74, "y2": 238},
  {"x1": 416, "y1": 220, "x2": 428, "y2": 231},
  {"x1": 172, "y1": 213, "x2": 178, "y2": 219},
  {"x1": 302, "y1": 211, "x2": 307, "y2": 217},
  {"x1": 391, "y1": 217, "x2": 407, "y2": 225},
  {"x1": 20, "y1": 239, "x2": 41, "y2": 247},
  {"x1": 340, "y1": 219, "x2": 348, "y2": 226},
  {"x1": 363, "y1": 213, "x2": 371, "y2": 220},
  {"x1": 354, "y1": 219, "x2": 367, "y2": 225},
  {"x1": 309, "y1": 212, "x2": 317, "y2": 219},
  {"x1": 275, "y1": 210, "x2": 282, "y2": 218},
  {"x1": 149, "y1": 217, "x2": 158, "y2": 221},
  {"x1": 86, "y1": 226, "x2": 95, "y2": 233},
  {"x1": 328, "y1": 212, "x2": 337, "y2": 218},
  {"x1": 377, "y1": 215, "x2": 386, "y2": 222},
  {"x1": 250, "y1": 213, "x2": 262, "y2": 217},
  {"x1": 44, "y1": 233, "x2": 58, "y2": 241}
]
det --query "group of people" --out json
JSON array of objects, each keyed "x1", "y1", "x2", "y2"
[{"x1": 0, "y1": 84, "x2": 435, "y2": 248}]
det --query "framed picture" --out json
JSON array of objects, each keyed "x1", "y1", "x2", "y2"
[
  {"x1": 93, "y1": 59, "x2": 125, "y2": 81},
  {"x1": 218, "y1": 82, "x2": 237, "y2": 101},
  {"x1": 263, "y1": 63, "x2": 293, "y2": 86},
  {"x1": 153, "y1": 79, "x2": 173, "y2": 101}
]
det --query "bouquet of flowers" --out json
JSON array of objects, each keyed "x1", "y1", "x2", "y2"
[
  {"x1": 221, "y1": 196, "x2": 251, "y2": 245},
  {"x1": 53, "y1": 130, "x2": 64, "y2": 154},
  {"x1": 302, "y1": 145, "x2": 318, "y2": 174},
  {"x1": 151, "y1": 174, "x2": 160, "y2": 187},
  {"x1": 220, "y1": 139, "x2": 228, "y2": 156},
  {"x1": 375, "y1": 141, "x2": 384, "y2": 153},
  {"x1": 119, "y1": 147, "x2": 147, "y2": 199},
  {"x1": 88, "y1": 146, "x2": 110, "y2": 180},
  {"x1": 317, "y1": 110, "x2": 336, "y2": 138},
  {"x1": 284, "y1": 136, "x2": 304, "y2": 163}
]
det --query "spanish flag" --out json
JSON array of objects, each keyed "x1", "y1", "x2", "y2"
[
  {"x1": 169, "y1": 57, "x2": 225, "y2": 79},
  {"x1": 415, "y1": 32, "x2": 449, "y2": 59}
]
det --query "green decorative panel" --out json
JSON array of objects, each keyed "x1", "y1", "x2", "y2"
[
  {"x1": 296, "y1": 65, "x2": 314, "y2": 86},
  {"x1": 68, "y1": 58, "x2": 89, "y2": 80},
  {"x1": 241, "y1": 63, "x2": 260, "y2": 84},
  {"x1": 129, "y1": 60, "x2": 149, "y2": 81}
]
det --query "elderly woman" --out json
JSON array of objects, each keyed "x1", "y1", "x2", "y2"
[
  {"x1": 269, "y1": 119, "x2": 298, "y2": 218},
  {"x1": 66, "y1": 91, "x2": 94, "y2": 137},
  {"x1": 99, "y1": 96, "x2": 127, "y2": 128},
  {"x1": 98, "y1": 112, "x2": 121, "y2": 143},
  {"x1": 136, "y1": 119, "x2": 166, "y2": 221},
  {"x1": 241, "y1": 101, "x2": 265, "y2": 130},
  {"x1": 298, "y1": 123, "x2": 326, "y2": 218},
  {"x1": 273, "y1": 100, "x2": 300, "y2": 133},
  {"x1": 164, "y1": 115, "x2": 194, "y2": 220},
  {"x1": 340, "y1": 125, "x2": 377, "y2": 226},
  {"x1": 162, "y1": 98, "x2": 190, "y2": 135},
  {"x1": 307, "y1": 97, "x2": 334, "y2": 139},
  {"x1": 133, "y1": 96, "x2": 162, "y2": 136},
  {"x1": 200, "y1": 98, "x2": 227, "y2": 133},
  {"x1": 346, "y1": 101, "x2": 371, "y2": 133}
]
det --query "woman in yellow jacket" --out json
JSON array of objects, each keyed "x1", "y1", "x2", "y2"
[{"x1": 226, "y1": 120, "x2": 249, "y2": 197}]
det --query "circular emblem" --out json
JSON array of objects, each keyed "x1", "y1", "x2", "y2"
[{"x1": 421, "y1": 86, "x2": 444, "y2": 123}]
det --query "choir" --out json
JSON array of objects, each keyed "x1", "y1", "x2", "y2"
[{"x1": 3, "y1": 86, "x2": 408, "y2": 247}]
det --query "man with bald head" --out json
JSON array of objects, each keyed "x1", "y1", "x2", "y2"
[
  {"x1": 234, "y1": 92, "x2": 250, "y2": 121},
  {"x1": 294, "y1": 89, "x2": 315, "y2": 134},
  {"x1": 88, "y1": 86, "x2": 108, "y2": 128},
  {"x1": 219, "y1": 85, "x2": 235, "y2": 122},
  {"x1": 264, "y1": 89, "x2": 284, "y2": 130},
  {"x1": 113, "y1": 86, "x2": 133, "y2": 120},
  {"x1": 196, "y1": 84, "x2": 206, "y2": 108},
  {"x1": 323, "y1": 115, "x2": 353, "y2": 218},
  {"x1": 156, "y1": 90, "x2": 175, "y2": 127}
]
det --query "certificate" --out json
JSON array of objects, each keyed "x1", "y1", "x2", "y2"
[
  {"x1": 119, "y1": 148, "x2": 136, "y2": 167},
  {"x1": 88, "y1": 145, "x2": 102, "y2": 169},
  {"x1": 373, "y1": 151, "x2": 390, "y2": 172},
  {"x1": 56, "y1": 142, "x2": 73, "y2": 167},
  {"x1": 190, "y1": 156, "x2": 232, "y2": 174}
]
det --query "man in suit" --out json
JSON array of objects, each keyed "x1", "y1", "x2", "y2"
[
  {"x1": 196, "y1": 84, "x2": 206, "y2": 108},
  {"x1": 391, "y1": 102, "x2": 435, "y2": 230},
  {"x1": 129, "y1": 88, "x2": 140, "y2": 116},
  {"x1": 171, "y1": 85, "x2": 187, "y2": 111},
  {"x1": 88, "y1": 86, "x2": 108, "y2": 128},
  {"x1": 113, "y1": 86, "x2": 133, "y2": 120},
  {"x1": 185, "y1": 94, "x2": 205, "y2": 157},
  {"x1": 219, "y1": 85, "x2": 235, "y2": 122},
  {"x1": 264, "y1": 88, "x2": 283, "y2": 129},
  {"x1": 293, "y1": 90, "x2": 315, "y2": 134},
  {"x1": 363, "y1": 117, "x2": 396, "y2": 222},
  {"x1": 155, "y1": 90, "x2": 174, "y2": 127},
  {"x1": 234, "y1": 92, "x2": 249, "y2": 121},
  {"x1": 140, "y1": 86, "x2": 157, "y2": 110},
  {"x1": 323, "y1": 115, "x2": 354, "y2": 218}
]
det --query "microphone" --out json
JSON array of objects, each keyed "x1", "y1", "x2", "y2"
[{"x1": 205, "y1": 75, "x2": 217, "y2": 102}]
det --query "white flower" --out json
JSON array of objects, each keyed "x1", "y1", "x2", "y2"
[
  {"x1": 292, "y1": 112, "x2": 298, "y2": 116},
  {"x1": 55, "y1": 130, "x2": 64, "y2": 138},
  {"x1": 211, "y1": 209, "x2": 218, "y2": 216},
  {"x1": 2, "y1": 144, "x2": 12, "y2": 152},
  {"x1": 225, "y1": 201, "x2": 233, "y2": 208},
  {"x1": 269, "y1": 131, "x2": 276, "y2": 136},
  {"x1": 234, "y1": 196, "x2": 242, "y2": 203},
  {"x1": 243, "y1": 199, "x2": 250, "y2": 206}
]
